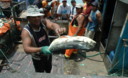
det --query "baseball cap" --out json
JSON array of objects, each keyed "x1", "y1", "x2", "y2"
[{"x1": 76, "y1": 4, "x2": 83, "y2": 8}]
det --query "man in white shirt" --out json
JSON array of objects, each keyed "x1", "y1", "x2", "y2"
[{"x1": 57, "y1": 0, "x2": 71, "y2": 20}]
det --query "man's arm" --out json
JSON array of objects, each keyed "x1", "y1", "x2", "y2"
[
  {"x1": 74, "y1": 15, "x2": 85, "y2": 35},
  {"x1": 96, "y1": 11, "x2": 102, "y2": 31},
  {"x1": 96, "y1": 12, "x2": 102, "y2": 25},
  {"x1": 88, "y1": 14, "x2": 93, "y2": 22},
  {"x1": 21, "y1": 29, "x2": 41, "y2": 53},
  {"x1": 45, "y1": 19, "x2": 66, "y2": 35}
]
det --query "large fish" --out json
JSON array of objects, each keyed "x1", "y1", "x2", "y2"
[{"x1": 49, "y1": 36, "x2": 96, "y2": 52}]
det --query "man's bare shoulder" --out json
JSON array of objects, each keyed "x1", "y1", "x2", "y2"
[
  {"x1": 77, "y1": 14, "x2": 85, "y2": 20},
  {"x1": 21, "y1": 29, "x2": 30, "y2": 39}
]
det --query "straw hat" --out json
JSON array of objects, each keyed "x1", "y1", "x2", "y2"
[{"x1": 26, "y1": 5, "x2": 44, "y2": 17}]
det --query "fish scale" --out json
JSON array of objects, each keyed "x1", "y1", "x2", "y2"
[{"x1": 49, "y1": 36, "x2": 96, "y2": 52}]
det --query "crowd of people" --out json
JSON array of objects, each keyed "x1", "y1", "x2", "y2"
[{"x1": 0, "y1": 0, "x2": 102, "y2": 73}]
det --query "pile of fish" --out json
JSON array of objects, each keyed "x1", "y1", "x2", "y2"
[{"x1": 49, "y1": 36, "x2": 96, "y2": 52}]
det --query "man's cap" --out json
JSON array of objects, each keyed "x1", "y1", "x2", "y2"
[
  {"x1": 91, "y1": 1, "x2": 98, "y2": 7},
  {"x1": 62, "y1": 0, "x2": 67, "y2": 2},
  {"x1": 26, "y1": 5, "x2": 44, "y2": 17},
  {"x1": 47, "y1": 0, "x2": 52, "y2": 2},
  {"x1": 76, "y1": 4, "x2": 83, "y2": 8},
  {"x1": 71, "y1": 0, "x2": 76, "y2": 3}
]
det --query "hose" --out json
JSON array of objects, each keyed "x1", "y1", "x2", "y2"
[{"x1": 78, "y1": 51, "x2": 105, "y2": 58}]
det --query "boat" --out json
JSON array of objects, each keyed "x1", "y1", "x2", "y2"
[{"x1": 0, "y1": 0, "x2": 128, "y2": 78}]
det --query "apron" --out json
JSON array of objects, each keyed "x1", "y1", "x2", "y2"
[{"x1": 65, "y1": 13, "x2": 85, "y2": 57}]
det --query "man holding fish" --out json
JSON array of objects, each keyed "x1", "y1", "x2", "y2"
[{"x1": 21, "y1": 5, "x2": 66, "y2": 73}]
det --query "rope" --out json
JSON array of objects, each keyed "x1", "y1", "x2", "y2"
[
  {"x1": 78, "y1": 51, "x2": 105, "y2": 58},
  {"x1": 0, "y1": 49, "x2": 10, "y2": 63},
  {"x1": 0, "y1": 49, "x2": 19, "y2": 73},
  {"x1": 87, "y1": 52, "x2": 105, "y2": 58},
  {"x1": 78, "y1": 50, "x2": 127, "y2": 76},
  {"x1": 122, "y1": 46, "x2": 126, "y2": 76}
]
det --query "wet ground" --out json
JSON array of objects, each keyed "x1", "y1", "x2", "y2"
[
  {"x1": 0, "y1": 44, "x2": 108, "y2": 77},
  {"x1": 52, "y1": 51, "x2": 107, "y2": 76}
]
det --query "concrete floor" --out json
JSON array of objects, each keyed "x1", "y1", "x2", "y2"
[
  {"x1": 16, "y1": 44, "x2": 108, "y2": 76},
  {"x1": 1, "y1": 44, "x2": 108, "y2": 76},
  {"x1": 77, "y1": 51, "x2": 107, "y2": 76}
]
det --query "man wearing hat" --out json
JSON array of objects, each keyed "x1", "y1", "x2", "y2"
[
  {"x1": 65, "y1": 4, "x2": 86, "y2": 59},
  {"x1": 85, "y1": 1, "x2": 102, "y2": 39},
  {"x1": 57, "y1": 0, "x2": 71, "y2": 20},
  {"x1": 21, "y1": 5, "x2": 66, "y2": 73}
]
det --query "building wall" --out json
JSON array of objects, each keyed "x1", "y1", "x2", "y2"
[{"x1": 106, "y1": 1, "x2": 128, "y2": 52}]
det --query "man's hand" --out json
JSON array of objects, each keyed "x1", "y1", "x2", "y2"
[
  {"x1": 55, "y1": 27, "x2": 66, "y2": 36},
  {"x1": 41, "y1": 46, "x2": 51, "y2": 54},
  {"x1": 88, "y1": 17, "x2": 93, "y2": 22},
  {"x1": 97, "y1": 25, "x2": 102, "y2": 32}
]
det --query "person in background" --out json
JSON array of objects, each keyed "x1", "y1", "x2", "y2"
[
  {"x1": 70, "y1": 0, "x2": 76, "y2": 21},
  {"x1": 0, "y1": 0, "x2": 12, "y2": 18},
  {"x1": 42, "y1": 0, "x2": 52, "y2": 8},
  {"x1": 82, "y1": 0, "x2": 87, "y2": 15},
  {"x1": 43, "y1": 5, "x2": 53, "y2": 19},
  {"x1": 21, "y1": 5, "x2": 66, "y2": 73},
  {"x1": 56, "y1": 0, "x2": 71, "y2": 20},
  {"x1": 85, "y1": 1, "x2": 102, "y2": 39},
  {"x1": 82, "y1": 0, "x2": 93, "y2": 35},
  {"x1": 51, "y1": 0, "x2": 60, "y2": 18},
  {"x1": 65, "y1": 4, "x2": 86, "y2": 59},
  {"x1": 33, "y1": 0, "x2": 43, "y2": 8},
  {"x1": 82, "y1": 0, "x2": 94, "y2": 15}
]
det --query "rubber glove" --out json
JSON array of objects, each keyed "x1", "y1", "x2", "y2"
[{"x1": 41, "y1": 46, "x2": 51, "y2": 54}]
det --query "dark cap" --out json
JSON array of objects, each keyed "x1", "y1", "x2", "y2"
[
  {"x1": 47, "y1": 0, "x2": 52, "y2": 2},
  {"x1": 71, "y1": 0, "x2": 76, "y2": 3}
]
